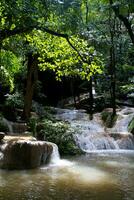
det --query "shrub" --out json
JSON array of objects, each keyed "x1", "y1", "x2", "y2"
[
  {"x1": 36, "y1": 119, "x2": 82, "y2": 155},
  {"x1": 128, "y1": 117, "x2": 134, "y2": 134},
  {"x1": 1, "y1": 91, "x2": 24, "y2": 121},
  {"x1": 27, "y1": 117, "x2": 38, "y2": 137},
  {"x1": 28, "y1": 106, "x2": 82, "y2": 155},
  {"x1": 101, "y1": 111, "x2": 117, "y2": 128},
  {"x1": 5, "y1": 91, "x2": 24, "y2": 109}
]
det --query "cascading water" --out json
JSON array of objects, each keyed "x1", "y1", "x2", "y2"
[
  {"x1": 2, "y1": 118, "x2": 13, "y2": 133},
  {"x1": 48, "y1": 143, "x2": 73, "y2": 167},
  {"x1": 109, "y1": 107, "x2": 134, "y2": 133},
  {"x1": 55, "y1": 107, "x2": 134, "y2": 152},
  {"x1": 1, "y1": 118, "x2": 27, "y2": 134},
  {"x1": 49, "y1": 143, "x2": 61, "y2": 165}
]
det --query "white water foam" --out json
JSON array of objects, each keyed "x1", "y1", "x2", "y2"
[
  {"x1": 46, "y1": 143, "x2": 73, "y2": 168},
  {"x1": 55, "y1": 107, "x2": 134, "y2": 152}
]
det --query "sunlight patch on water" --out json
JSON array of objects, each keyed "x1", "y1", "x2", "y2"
[
  {"x1": 0, "y1": 154, "x2": 134, "y2": 200},
  {"x1": 42, "y1": 161, "x2": 114, "y2": 186},
  {"x1": 66, "y1": 164, "x2": 111, "y2": 185},
  {"x1": 104, "y1": 160, "x2": 134, "y2": 169}
]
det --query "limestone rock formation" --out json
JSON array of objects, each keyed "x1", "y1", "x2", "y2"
[{"x1": 0, "y1": 136, "x2": 53, "y2": 169}]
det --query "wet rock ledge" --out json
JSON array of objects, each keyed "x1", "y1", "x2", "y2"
[{"x1": 0, "y1": 134, "x2": 53, "y2": 170}]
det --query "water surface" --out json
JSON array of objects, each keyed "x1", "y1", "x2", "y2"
[{"x1": 0, "y1": 152, "x2": 134, "y2": 200}]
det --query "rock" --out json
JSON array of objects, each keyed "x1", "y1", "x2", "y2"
[
  {"x1": 0, "y1": 136, "x2": 53, "y2": 169},
  {"x1": 0, "y1": 132, "x2": 5, "y2": 141},
  {"x1": 3, "y1": 135, "x2": 36, "y2": 142}
]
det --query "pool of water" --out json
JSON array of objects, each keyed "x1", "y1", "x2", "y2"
[{"x1": 0, "y1": 151, "x2": 134, "y2": 200}]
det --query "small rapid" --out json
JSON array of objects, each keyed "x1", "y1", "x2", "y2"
[{"x1": 55, "y1": 107, "x2": 134, "y2": 152}]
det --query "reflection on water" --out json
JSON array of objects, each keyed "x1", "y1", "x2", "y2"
[{"x1": 0, "y1": 152, "x2": 134, "y2": 200}]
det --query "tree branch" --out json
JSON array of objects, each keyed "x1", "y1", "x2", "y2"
[
  {"x1": 109, "y1": 0, "x2": 134, "y2": 45},
  {"x1": 0, "y1": 26, "x2": 68, "y2": 41},
  {"x1": 65, "y1": 37, "x2": 88, "y2": 63},
  {"x1": 0, "y1": 25, "x2": 90, "y2": 64}
]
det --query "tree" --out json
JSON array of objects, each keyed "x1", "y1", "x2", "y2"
[
  {"x1": 0, "y1": 0, "x2": 85, "y2": 120},
  {"x1": 0, "y1": 49, "x2": 22, "y2": 93},
  {"x1": 21, "y1": 30, "x2": 103, "y2": 120},
  {"x1": 109, "y1": 8, "x2": 116, "y2": 116},
  {"x1": 109, "y1": 0, "x2": 134, "y2": 45},
  {"x1": 22, "y1": 53, "x2": 38, "y2": 120}
]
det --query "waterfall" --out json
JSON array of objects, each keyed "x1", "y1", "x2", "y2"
[
  {"x1": 2, "y1": 118, "x2": 13, "y2": 133},
  {"x1": 109, "y1": 107, "x2": 134, "y2": 133},
  {"x1": 49, "y1": 143, "x2": 73, "y2": 167},
  {"x1": 49, "y1": 143, "x2": 60, "y2": 164},
  {"x1": 55, "y1": 107, "x2": 134, "y2": 152},
  {"x1": 1, "y1": 118, "x2": 28, "y2": 134}
]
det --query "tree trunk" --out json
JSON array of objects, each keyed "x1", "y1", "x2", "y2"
[
  {"x1": 110, "y1": 65, "x2": 116, "y2": 116},
  {"x1": 109, "y1": 11, "x2": 116, "y2": 116},
  {"x1": 88, "y1": 77, "x2": 93, "y2": 119},
  {"x1": 22, "y1": 53, "x2": 38, "y2": 121},
  {"x1": 109, "y1": 0, "x2": 134, "y2": 45}
]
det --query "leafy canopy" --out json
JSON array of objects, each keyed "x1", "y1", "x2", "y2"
[{"x1": 26, "y1": 30, "x2": 103, "y2": 80}]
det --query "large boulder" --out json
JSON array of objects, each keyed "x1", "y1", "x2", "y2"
[{"x1": 0, "y1": 136, "x2": 53, "y2": 169}]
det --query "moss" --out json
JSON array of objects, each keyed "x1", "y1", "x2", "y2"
[
  {"x1": 128, "y1": 117, "x2": 134, "y2": 134},
  {"x1": 101, "y1": 111, "x2": 117, "y2": 128}
]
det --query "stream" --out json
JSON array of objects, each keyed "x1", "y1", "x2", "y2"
[
  {"x1": 0, "y1": 107, "x2": 134, "y2": 200},
  {"x1": 0, "y1": 152, "x2": 134, "y2": 200},
  {"x1": 55, "y1": 107, "x2": 134, "y2": 151}
]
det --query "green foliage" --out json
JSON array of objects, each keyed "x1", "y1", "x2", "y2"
[
  {"x1": 28, "y1": 105, "x2": 57, "y2": 137},
  {"x1": 101, "y1": 110, "x2": 117, "y2": 128},
  {"x1": 28, "y1": 106, "x2": 82, "y2": 155},
  {"x1": 0, "y1": 0, "x2": 133, "y2": 122},
  {"x1": 0, "y1": 65, "x2": 14, "y2": 92},
  {"x1": 0, "y1": 50, "x2": 22, "y2": 92},
  {"x1": 128, "y1": 117, "x2": 134, "y2": 134},
  {"x1": 5, "y1": 91, "x2": 24, "y2": 109},
  {"x1": 120, "y1": 84, "x2": 134, "y2": 95},
  {"x1": 0, "y1": 0, "x2": 50, "y2": 31},
  {"x1": 26, "y1": 31, "x2": 103, "y2": 80},
  {"x1": 0, "y1": 50, "x2": 21, "y2": 74},
  {"x1": 28, "y1": 117, "x2": 38, "y2": 137},
  {"x1": 28, "y1": 105, "x2": 81, "y2": 155},
  {"x1": 36, "y1": 119, "x2": 82, "y2": 155}
]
